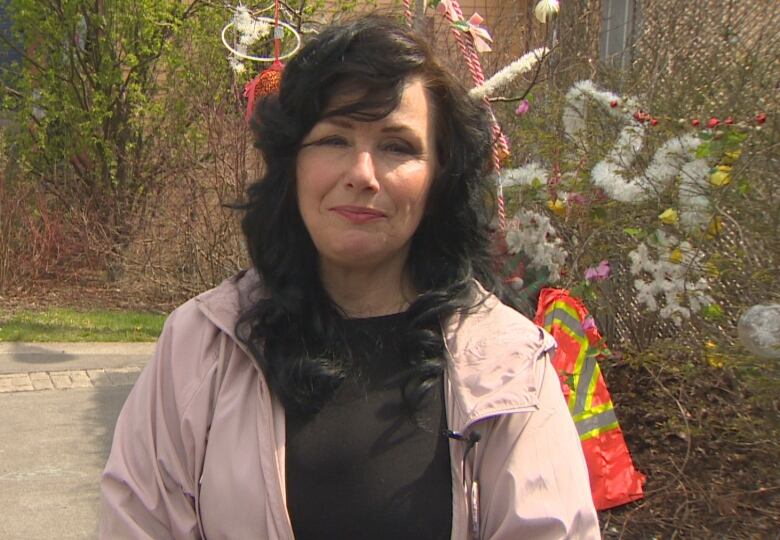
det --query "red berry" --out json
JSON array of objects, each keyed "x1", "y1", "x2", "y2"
[
  {"x1": 756, "y1": 112, "x2": 767, "y2": 124},
  {"x1": 692, "y1": 119, "x2": 701, "y2": 127},
  {"x1": 650, "y1": 118, "x2": 659, "y2": 126},
  {"x1": 610, "y1": 100, "x2": 618, "y2": 108},
  {"x1": 708, "y1": 117, "x2": 720, "y2": 128},
  {"x1": 724, "y1": 116, "x2": 734, "y2": 125}
]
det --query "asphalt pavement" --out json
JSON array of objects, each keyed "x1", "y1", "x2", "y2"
[{"x1": 0, "y1": 342, "x2": 155, "y2": 539}]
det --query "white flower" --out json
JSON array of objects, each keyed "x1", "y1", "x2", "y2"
[
  {"x1": 563, "y1": 81, "x2": 712, "y2": 230},
  {"x1": 534, "y1": 0, "x2": 560, "y2": 23},
  {"x1": 469, "y1": 48, "x2": 548, "y2": 100},
  {"x1": 233, "y1": 5, "x2": 271, "y2": 47},
  {"x1": 498, "y1": 162, "x2": 548, "y2": 187},
  {"x1": 629, "y1": 231, "x2": 712, "y2": 323},
  {"x1": 228, "y1": 56, "x2": 246, "y2": 74},
  {"x1": 505, "y1": 210, "x2": 568, "y2": 282}
]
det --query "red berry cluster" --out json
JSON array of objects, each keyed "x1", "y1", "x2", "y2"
[
  {"x1": 633, "y1": 109, "x2": 659, "y2": 126},
  {"x1": 692, "y1": 113, "x2": 767, "y2": 128}
]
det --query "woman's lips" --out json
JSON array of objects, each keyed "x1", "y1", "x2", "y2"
[{"x1": 330, "y1": 206, "x2": 386, "y2": 224}]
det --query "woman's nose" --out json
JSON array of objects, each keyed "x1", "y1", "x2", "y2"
[{"x1": 345, "y1": 150, "x2": 380, "y2": 191}]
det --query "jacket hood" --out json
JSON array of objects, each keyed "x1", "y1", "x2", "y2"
[
  {"x1": 194, "y1": 269, "x2": 555, "y2": 430},
  {"x1": 442, "y1": 284, "x2": 556, "y2": 432}
]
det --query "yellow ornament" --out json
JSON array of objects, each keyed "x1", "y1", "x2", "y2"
[
  {"x1": 547, "y1": 198, "x2": 566, "y2": 216},
  {"x1": 659, "y1": 208, "x2": 679, "y2": 225},
  {"x1": 722, "y1": 149, "x2": 742, "y2": 165},
  {"x1": 710, "y1": 165, "x2": 732, "y2": 187},
  {"x1": 706, "y1": 353, "x2": 725, "y2": 369},
  {"x1": 704, "y1": 341, "x2": 725, "y2": 368}
]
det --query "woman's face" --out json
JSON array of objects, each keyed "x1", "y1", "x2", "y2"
[{"x1": 296, "y1": 78, "x2": 437, "y2": 274}]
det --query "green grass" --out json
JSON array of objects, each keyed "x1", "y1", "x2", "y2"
[{"x1": 0, "y1": 308, "x2": 167, "y2": 342}]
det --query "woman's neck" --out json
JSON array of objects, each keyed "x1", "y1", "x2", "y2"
[{"x1": 320, "y1": 261, "x2": 415, "y2": 318}]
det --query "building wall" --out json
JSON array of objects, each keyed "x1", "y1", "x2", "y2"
[{"x1": 359, "y1": 0, "x2": 546, "y2": 87}]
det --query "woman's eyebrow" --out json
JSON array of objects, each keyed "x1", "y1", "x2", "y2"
[
  {"x1": 318, "y1": 117, "x2": 354, "y2": 129},
  {"x1": 318, "y1": 118, "x2": 422, "y2": 139},
  {"x1": 381, "y1": 125, "x2": 416, "y2": 135}
]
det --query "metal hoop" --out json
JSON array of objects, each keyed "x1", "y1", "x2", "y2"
[{"x1": 221, "y1": 17, "x2": 301, "y2": 63}]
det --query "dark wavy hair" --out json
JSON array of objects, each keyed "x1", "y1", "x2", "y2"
[{"x1": 237, "y1": 15, "x2": 504, "y2": 416}]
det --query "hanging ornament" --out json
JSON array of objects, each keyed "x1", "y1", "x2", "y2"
[
  {"x1": 435, "y1": 0, "x2": 510, "y2": 228},
  {"x1": 243, "y1": 60, "x2": 284, "y2": 121},
  {"x1": 451, "y1": 12, "x2": 493, "y2": 53},
  {"x1": 534, "y1": 0, "x2": 560, "y2": 24},
  {"x1": 221, "y1": 2, "x2": 302, "y2": 121},
  {"x1": 738, "y1": 304, "x2": 780, "y2": 360}
]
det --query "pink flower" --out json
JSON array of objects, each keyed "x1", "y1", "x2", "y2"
[
  {"x1": 581, "y1": 317, "x2": 597, "y2": 332},
  {"x1": 584, "y1": 260, "x2": 611, "y2": 281},
  {"x1": 515, "y1": 99, "x2": 530, "y2": 116},
  {"x1": 567, "y1": 192, "x2": 587, "y2": 205}
]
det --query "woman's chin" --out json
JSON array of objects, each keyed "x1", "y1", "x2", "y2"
[{"x1": 319, "y1": 239, "x2": 408, "y2": 272}]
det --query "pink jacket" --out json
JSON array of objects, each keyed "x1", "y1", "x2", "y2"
[{"x1": 100, "y1": 270, "x2": 600, "y2": 539}]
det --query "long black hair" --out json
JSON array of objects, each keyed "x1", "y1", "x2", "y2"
[{"x1": 237, "y1": 15, "x2": 504, "y2": 416}]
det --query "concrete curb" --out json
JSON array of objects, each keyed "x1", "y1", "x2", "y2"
[{"x1": 0, "y1": 366, "x2": 143, "y2": 393}]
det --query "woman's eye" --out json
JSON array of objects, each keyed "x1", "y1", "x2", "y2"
[
  {"x1": 382, "y1": 140, "x2": 417, "y2": 155},
  {"x1": 315, "y1": 136, "x2": 348, "y2": 147}
]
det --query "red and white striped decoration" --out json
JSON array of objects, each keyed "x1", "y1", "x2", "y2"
[{"x1": 437, "y1": 0, "x2": 509, "y2": 228}]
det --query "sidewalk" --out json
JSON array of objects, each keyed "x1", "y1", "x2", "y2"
[
  {"x1": 0, "y1": 342, "x2": 155, "y2": 539},
  {"x1": 0, "y1": 342, "x2": 155, "y2": 393}
]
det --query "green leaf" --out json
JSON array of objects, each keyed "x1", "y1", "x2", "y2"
[
  {"x1": 695, "y1": 141, "x2": 711, "y2": 158},
  {"x1": 701, "y1": 303, "x2": 724, "y2": 321},
  {"x1": 452, "y1": 20, "x2": 470, "y2": 32},
  {"x1": 726, "y1": 130, "x2": 748, "y2": 145},
  {"x1": 623, "y1": 227, "x2": 643, "y2": 237},
  {"x1": 590, "y1": 206, "x2": 607, "y2": 221},
  {"x1": 710, "y1": 140, "x2": 725, "y2": 157}
]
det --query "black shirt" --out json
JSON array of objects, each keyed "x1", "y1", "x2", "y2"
[{"x1": 285, "y1": 312, "x2": 453, "y2": 540}]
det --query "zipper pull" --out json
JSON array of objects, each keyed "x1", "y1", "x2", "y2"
[
  {"x1": 445, "y1": 430, "x2": 482, "y2": 539},
  {"x1": 471, "y1": 479, "x2": 480, "y2": 539}
]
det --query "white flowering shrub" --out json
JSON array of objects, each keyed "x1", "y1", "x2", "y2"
[
  {"x1": 504, "y1": 210, "x2": 568, "y2": 282},
  {"x1": 627, "y1": 232, "x2": 713, "y2": 325},
  {"x1": 497, "y1": 69, "x2": 774, "y2": 353}
]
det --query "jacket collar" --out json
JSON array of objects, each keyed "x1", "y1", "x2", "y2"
[
  {"x1": 193, "y1": 268, "x2": 262, "y2": 358},
  {"x1": 194, "y1": 270, "x2": 553, "y2": 429},
  {"x1": 442, "y1": 284, "x2": 555, "y2": 432}
]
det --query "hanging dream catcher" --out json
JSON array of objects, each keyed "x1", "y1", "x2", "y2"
[{"x1": 221, "y1": 2, "x2": 302, "y2": 120}]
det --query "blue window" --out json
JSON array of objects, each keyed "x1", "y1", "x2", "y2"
[{"x1": 600, "y1": 0, "x2": 640, "y2": 69}]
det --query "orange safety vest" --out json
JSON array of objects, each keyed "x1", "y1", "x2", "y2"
[{"x1": 534, "y1": 288, "x2": 645, "y2": 510}]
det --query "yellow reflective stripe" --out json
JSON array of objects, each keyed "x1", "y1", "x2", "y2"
[
  {"x1": 583, "y1": 360, "x2": 602, "y2": 412},
  {"x1": 572, "y1": 356, "x2": 597, "y2": 415},
  {"x1": 580, "y1": 421, "x2": 620, "y2": 441},
  {"x1": 543, "y1": 304, "x2": 585, "y2": 340},
  {"x1": 574, "y1": 408, "x2": 619, "y2": 440},
  {"x1": 544, "y1": 301, "x2": 589, "y2": 413},
  {"x1": 544, "y1": 298, "x2": 621, "y2": 441},
  {"x1": 572, "y1": 401, "x2": 613, "y2": 423},
  {"x1": 552, "y1": 324, "x2": 588, "y2": 412},
  {"x1": 544, "y1": 301, "x2": 604, "y2": 413}
]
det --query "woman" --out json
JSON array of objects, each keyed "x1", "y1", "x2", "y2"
[{"x1": 100, "y1": 15, "x2": 599, "y2": 539}]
